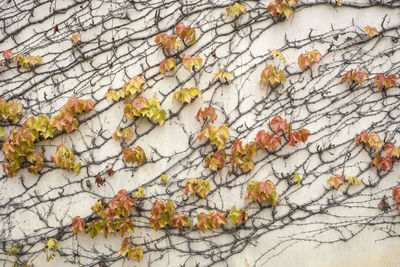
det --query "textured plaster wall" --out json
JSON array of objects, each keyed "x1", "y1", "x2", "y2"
[{"x1": 0, "y1": 0, "x2": 400, "y2": 267}]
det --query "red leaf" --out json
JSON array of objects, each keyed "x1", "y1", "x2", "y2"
[
  {"x1": 107, "y1": 168, "x2": 115, "y2": 176},
  {"x1": 392, "y1": 186, "x2": 400, "y2": 203},
  {"x1": 54, "y1": 25, "x2": 59, "y2": 34},
  {"x1": 288, "y1": 131, "x2": 300, "y2": 146},
  {"x1": 3, "y1": 50, "x2": 12, "y2": 60},
  {"x1": 270, "y1": 116, "x2": 287, "y2": 133}
]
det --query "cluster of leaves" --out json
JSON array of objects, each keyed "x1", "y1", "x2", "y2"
[
  {"x1": 195, "y1": 106, "x2": 217, "y2": 123},
  {"x1": 159, "y1": 58, "x2": 177, "y2": 75},
  {"x1": 182, "y1": 55, "x2": 202, "y2": 71},
  {"x1": 202, "y1": 116, "x2": 309, "y2": 173},
  {"x1": 183, "y1": 178, "x2": 210, "y2": 199},
  {"x1": 122, "y1": 146, "x2": 147, "y2": 166},
  {"x1": 205, "y1": 150, "x2": 226, "y2": 171},
  {"x1": 149, "y1": 200, "x2": 192, "y2": 230},
  {"x1": 72, "y1": 192, "x2": 133, "y2": 237},
  {"x1": 51, "y1": 144, "x2": 81, "y2": 175},
  {"x1": 8, "y1": 246, "x2": 20, "y2": 256},
  {"x1": 355, "y1": 131, "x2": 382, "y2": 149},
  {"x1": 72, "y1": 190, "x2": 142, "y2": 261},
  {"x1": 341, "y1": 69, "x2": 369, "y2": 86},
  {"x1": 298, "y1": 49, "x2": 322, "y2": 71},
  {"x1": 0, "y1": 98, "x2": 22, "y2": 123},
  {"x1": 112, "y1": 127, "x2": 134, "y2": 141},
  {"x1": 257, "y1": 116, "x2": 310, "y2": 149},
  {"x1": 106, "y1": 76, "x2": 145, "y2": 102},
  {"x1": 225, "y1": 2, "x2": 247, "y2": 17},
  {"x1": 346, "y1": 176, "x2": 361, "y2": 185},
  {"x1": 0, "y1": 98, "x2": 22, "y2": 138},
  {"x1": 228, "y1": 206, "x2": 248, "y2": 226},
  {"x1": 173, "y1": 86, "x2": 201, "y2": 104},
  {"x1": 8, "y1": 245, "x2": 30, "y2": 267},
  {"x1": 393, "y1": 187, "x2": 400, "y2": 212},
  {"x1": 259, "y1": 65, "x2": 286, "y2": 88},
  {"x1": 124, "y1": 95, "x2": 166, "y2": 125},
  {"x1": 2, "y1": 97, "x2": 94, "y2": 177},
  {"x1": 198, "y1": 124, "x2": 229, "y2": 150},
  {"x1": 118, "y1": 237, "x2": 143, "y2": 262},
  {"x1": 2, "y1": 50, "x2": 42, "y2": 69},
  {"x1": 364, "y1": 26, "x2": 379, "y2": 38},
  {"x1": 105, "y1": 77, "x2": 166, "y2": 125},
  {"x1": 155, "y1": 33, "x2": 182, "y2": 50},
  {"x1": 327, "y1": 174, "x2": 361, "y2": 189},
  {"x1": 132, "y1": 187, "x2": 145, "y2": 198},
  {"x1": 197, "y1": 210, "x2": 227, "y2": 231},
  {"x1": 230, "y1": 139, "x2": 257, "y2": 173},
  {"x1": 268, "y1": 0, "x2": 299, "y2": 20},
  {"x1": 155, "y1": 23, "x2": 196, "y2": 50},
  {"x1": 374, "y1": 73, "x2": 397, "y2": 90},
  {"x1": 370, "y1": 153, "x2": 393, "y2": 171},
  {"x1": 355, "y1": 131, "x2": 397, "y2": 171},
  {"x1": 43, "y1": 238, "x2": 58, "y2": 262},
  {"x1": 213, "y1": 69, "x2": 233, "y2": 84},
  {"x1": 176, "y1": 23, "x2": 196, "y2": 46},
  {"x1": 245, "y1": 179, "x2": 279, "y2": 206}
]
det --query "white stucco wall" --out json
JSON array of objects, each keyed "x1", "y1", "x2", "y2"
[{"x1": 0, "y1": 0, "x2": 399, "y2": 266}]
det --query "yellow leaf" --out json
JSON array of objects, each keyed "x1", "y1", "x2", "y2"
[
  {"x1": 270, "y1": 49, "x2": 286, "y2": 63},
  {"x1": 364, "y1": 26, "x2": 379, "y2": 38}
]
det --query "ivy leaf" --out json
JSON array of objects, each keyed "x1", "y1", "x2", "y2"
[
  {"x1": 196, "y1": 106, "x2": 217, "y2": 123},
  {"x1": 171, "y1": 213, "x2": 191, "y2": 229},
  {"x1": 245, "y1": 180, "x2": 279, "y2": 206},
  {"x1": 173, "y1": 86, "x2": 201, "y2": 104},
  {"x1": 259, "y1": 65, "x2": 286, "y2": 87},
  {"x1": 160, "y1": 174, "x2": 168, "y2": 182},
  {"x1": 71, "y1": 216, "x2": 85, "y2": 235},
  {"x1": 182, "y1": 55, "x2": 202, "y2": 71},
  {"x1": 107, "y1": 168, "x2": 115, "y2": 176},
  {"x1": 3, "y1": 49, "x2": 12, "y2": 60},
  {"x1": 95, "y1": 174, "x2": 105, "y2": 187},
  {"x1": 228, "y1": 205, "x2": 248, "y2": 226},
  {"x1": 122, "y1": 146, "x2": 147, "y2": 166},
  {"x1": 270, "y1": 49, "x2": 286, "y2": 63},
  {"x1": 383, "y1": 142, "x2": 400, "y2": 158},
  {"x1": 225, "y1": 2, "x2": 247, "y2": 17},
  {"x1": 212, "y1": 69, "x2": 233, "y2": 84},
  {"x1": 364, "y1": 26, "x2": 379, "y2": 38},
  {"x1": 392, "y1": 186, "x2": 400, "y2": 203},
  {"x1": 155, "y1": 33, "x2": 182, "y2": 50},
  {"x1": 293, "y1": 173, "x2": 302, "y2": 185},
  {"x1": 327, "y1": 174, "x2": 344, "y2": 190},
  {"x1": 288, "y1": 130, "x2": 300, "y2": 146},
  {"x1": 298, "y1": 50, "x2": 322, "y2": 71},
  {"x1": 71, "y1": 33, "x2": 81, "y2": 44},
  {"x1": 346, "y1": 176, "x2": 361, "y2": 185},
  {"x1": 298, "y1": 54, "x2": 306, "y2": 71},
  {"x1": 176, "y1": 23, "x2": 196, "y2": 46},
  {"x1": 374, "y1": 73, "x2": 397, "y2": 90},
  {"x1": 159, "y1": 58, "x2": 176, "y2": 75},
  {"x1": 205, "y1": 150, "x2": 226, "y2": 171},
  {"x1": 209, "y1": 210, "x2": 227, "y2": 229},
  {"x1": 270, "y1": 116, "x2": 287, "y2": 133},
  {"x1": 197, "y1": 212, "x2": 208, "y2": 232}
]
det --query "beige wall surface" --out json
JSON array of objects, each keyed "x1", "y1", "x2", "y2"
[{"x1": 0, "y1": 0, "x2": 399, "y2": 266}]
